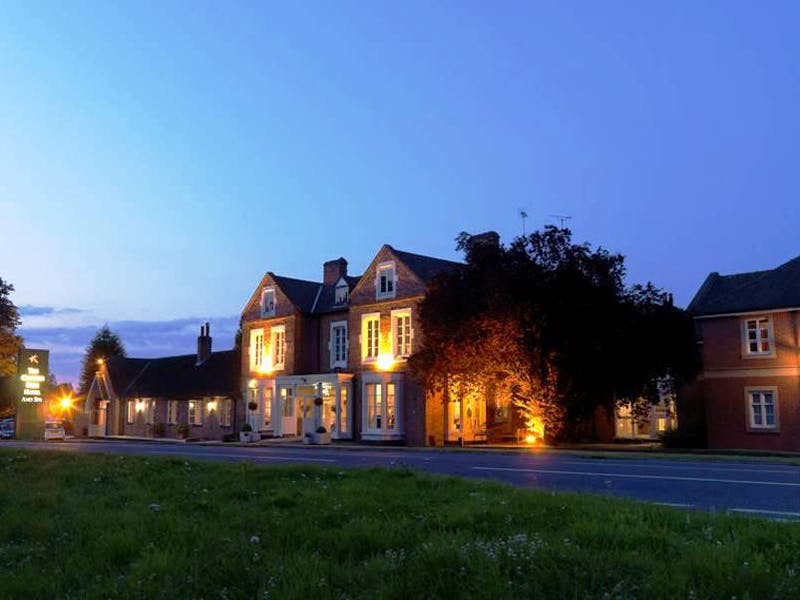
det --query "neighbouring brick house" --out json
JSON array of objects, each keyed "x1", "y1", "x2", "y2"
[
  {"x1": 81, "y1": 324, "x2": 240, "y2": 440},
  {"x1": 687, "y1": 257, "x2": 800, "y2": 451}
]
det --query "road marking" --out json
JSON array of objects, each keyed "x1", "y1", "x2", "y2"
[
  {"x1": 144, "y1": 450, "x2": 336, "y2": 463},
  {"x1": 728, "y1": 508, "x2": 800, "y2": 518},
  {"x1": 654, "y1": 502, "x2": 694, "y2": 508},
  {"x1": 471, "y1": 466, "x2": 800, "y2": 487},
  {"x1": 542, "y1": 458, "x2": 800, "y2": 476}
]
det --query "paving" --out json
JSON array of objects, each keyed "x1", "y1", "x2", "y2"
[{"x1": 3, "y1": 439, "x2": 800, "y2": 520}]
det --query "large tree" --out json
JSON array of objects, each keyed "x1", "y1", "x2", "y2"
[
  {"x1": 79, "y1": 325, "x2": 126, "y2": 393},
  {"x1": 411, "y1": 227, "x2": 698, "y2": 442},
  {"x1": 0, "y1": 277, "x2": 22, "y2": 378}
]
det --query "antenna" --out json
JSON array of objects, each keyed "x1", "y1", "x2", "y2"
[
  {"x1": 519, "y1": 209, "x2": 528, "y2": 236},
  {"x1": 549, "y1": 214, "x2": 572, "y2": 228}
]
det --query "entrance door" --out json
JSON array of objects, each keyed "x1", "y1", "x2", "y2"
[
  {"x1": 280, "y1": 387, "x2": 296, "y2": 436},
  {"x1": 98, "y1": 404, "x2": 108, "y2": 436}
]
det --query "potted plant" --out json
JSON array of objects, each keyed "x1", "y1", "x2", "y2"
[
  {"x1": 313, "y1": 425, "x2": 331, "y2": 445},
  {"x1": 176, "y1": 423, "x2": 190, "y2": 439},
  {"x1": 239, "y1": 422, "x2": 261, "y2": 443}
]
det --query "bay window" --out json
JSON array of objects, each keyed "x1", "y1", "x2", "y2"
[{"x1": 361, "y1": 374, "x2": 403, "y2": 440}]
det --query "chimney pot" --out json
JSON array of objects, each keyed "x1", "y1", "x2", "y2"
[
  {"x1": 323, "y1": 257, "x2": 348, "y2": 286},
  {"x1": 197, "y1": 322, "x2": 212, "y2": 365}
]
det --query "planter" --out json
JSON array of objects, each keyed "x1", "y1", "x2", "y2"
[
  {"x1": 239, "y1": 431, "x2": 261, "y2": 443},
  {"x1": 311, "y1": 431, "x2": 331, "y2": 445}
]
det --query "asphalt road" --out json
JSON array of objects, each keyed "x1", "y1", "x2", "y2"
[{"x1": 4, "y1": 440, "x2": 800, "y2": 520}]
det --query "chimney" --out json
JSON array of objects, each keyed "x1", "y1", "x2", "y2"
[
  {"x1": 197, "y1": 322, "x2": 212, "y2": 366},
  {"x1": 469, "y1": 231, "x2": 500, "y2": 249},
  {"x1": 323, "y1": 257, "x2": 348, "y2": 286}
]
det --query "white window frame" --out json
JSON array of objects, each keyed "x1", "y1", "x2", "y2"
[
  {"x1": 263, "y1": 387, "x2": 273, "y2": 428},
  {"x1": 260, "y1": 287, "x2": 276, "y2": 318},
  {"x1": 745, "y1": 387, "x2": 779, "y2": 431},
  {"x1": 167, "y1": 400, "x2": 179, "y2": 425},
  {"x1": 249, "y1": 328, "x2": 265, "y2": 371},
  {"x1": 391, "y1": 308, "x2": 413, "y2": 359},
  {"x1": 376, "y1": 262, "x2": 396, "y2": 300},
  {"x1": 741, "y1": 316, "x2": 775, "y2": 358},
  {"x1": 271, "y1": 325, "x2": 287, "y2": 370},
  {"x1": 361, "y1": 374, "x2": 404, "y2": 440},
  {"x1": 144, "y1": 398, "x2": 155, "y2": 425},
  {"x1": 188, "y1": 399, "x2": 203, "y2": 426},
  {"x1": 361, "y1": 313, "x2": 381, "y2": 362},
  {"x1": 334, "y1": 283, "x2": 349, "y2": 305},
  {"x1": 219, "y1": 398, "x2": 232, "y2": 427},
  {"x1": 330, "y1": 320, "x2": 349, "y2": 368},
  {"x1": 126, "y1": 400, "x2": 135, "y2": 424}
]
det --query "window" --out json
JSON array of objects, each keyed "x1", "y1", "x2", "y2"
[
  {"x1": 362, "y1": 314, "x2": 380, "y2": 361},
  {"x1": 145, "y1": 399, "x2": 155, "y2": 425},
  {"x1": 250, "y1": 329, "x2": 264, "y2": 371},
  {"x1": 261, "y1": 288, "x2": 275, "y2": 317},
  {"x1": 167, "y1": 401, "x2": 179, "y2": 425},
  {"x1": 280, "y1": 387, "x2": 294, "y2": 417},
  {"x1": 335, "y1": 284, "x2": 349, "y2": 305},
  {"x1": 744, "y1": 317, "x2": 773, "y2": 356},
  {"x1": 188, "y1": 400, "x2": 203, "y2": 426},
  {"x1": 367, "y1": 383, "x2": 383, "y2": 429},
  {"x1": 340, "y1": 386, "x2": 349, "y2": 434},
  {"x1": 330, "y1": 321, "x2": 348, "y2": 368},
  {"x1": 363, "y1": 379, "x2": 401, "y2": 434},
  {"x1": 219, "y1": 399, "x2": 232, "y2": 427},
  {"x1": 392, "y1": 310, "x2": 412, "y2": 358},
  {"x1": 386, "y1": 383, "x2": 396, "y2": 429},
  {"x1": 263, "y1": 388, "x2": 273, "y2": 427},
  {"x1": 127, "y1": 400, "x2": 135, "y2": 424},
  {"x1": 271, "y1": 326, "x2": 286, "y2": 369},
  {"x1": 748, "y1": 390, "x2": 777, "y2": 429},
  {"x1": 376, "y1": 262, "x2": 396, "y2": 299}
]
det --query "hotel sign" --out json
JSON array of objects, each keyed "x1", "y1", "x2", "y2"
[{"x1": 19, "y1": 349, "x2": 49, "y2": 403}]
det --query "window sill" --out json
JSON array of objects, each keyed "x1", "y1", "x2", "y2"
[{"x1": 746, "y1": 427, "x2": 780, "y2": 433}]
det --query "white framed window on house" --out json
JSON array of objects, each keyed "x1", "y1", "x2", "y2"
[
  {"x1": 391, "y1": 309, "x2": 412, "y2": 359},
  {"x1": 361, "y1": 375, "x2": 403, "y2": 439},
  {"x1": 126, "y1": 400, "x2": 135, "y2": 424},
  {"x1": 742, "y1": 317, "x2": 774, "y2": 357},
  {"x1": 335, "y1": 283, "x2": 349, "y2": 305},
  {"x1": 746, "y1": 388, "x2": 778, "y2": 430},
  {"x1": 263, "y1": 388, "x2": 273, "y2": 427},
  {"x1": 167, "y1": 400, "x2": 179, "y2": 425},
  {"x1": 376, "y1": 262, "x2": 396, "y2": 299},
  {"x1": 219, "y1": 398, "x2": 232, "y2": 427},
  {"x1": 330, "y1": 320, "x2": 348, "y2": 368},
  {"x1": 145, "y1": 399, "x2": 155, "y2": 425},
  {"x1": 260, "y1": 287, "x2": 276, "y2": 317},
  {"x1": 271, "y1": 326, "x2": 286, "y2": 370},
  {"x1": 361, "y1": 313, "x2": 380, "y2": 362},
  {"x1": 188, "y1": 400, "x2": 203, "y2": 426},
  {"x1": 250, "y1": 328, "x2": 264, "y2": 371}
]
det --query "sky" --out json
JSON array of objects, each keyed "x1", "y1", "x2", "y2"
[{"x1": 2, "y1": 1, "x2": 799, "y2": 384}]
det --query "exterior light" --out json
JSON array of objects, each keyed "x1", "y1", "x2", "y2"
[
  {"x1": 524, "y1": 433, "x2": 537, "y2": 445},
  {"x1": 96, "y1": 358, "x2": 104, "y2": 366},
  {"x1": 59, "y1": 395, "x2": 73, "y2": 412},
  {"x1": 207, "y1": 400, "x2": 217, "y2": 412},
  {"x1": 135, "y1": 400, "x2": 145, "y2": 412},
  {"x1": 376, "y1": 353, "x2": 394, "y2": 372}
]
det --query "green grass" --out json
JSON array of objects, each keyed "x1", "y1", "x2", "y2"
[{"x1": 0, "y1": 449, "x2": 799, "y2": 599}]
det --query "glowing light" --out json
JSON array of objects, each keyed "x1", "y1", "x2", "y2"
[
  {"x1": 59, "y1": 395, "x2": 73, "y2": 411},
  {"x1": 524, "y1": 433, "x2": 537, "y2": 445},
  {"x1": 207, "y1": 400, "x2": 218, "y2": 412},
  {"x1": 96, "y1": 358, "x2": 104, "y2": 366},
  {"x1": 376, "y1": 353, "x2": 395, "y2": 371},
  {"x1": 135, "y1": 399, "x2": 145, "y2": 412}
]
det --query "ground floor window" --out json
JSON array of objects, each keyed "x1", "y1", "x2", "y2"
[
  {"x1": 748, "y1": 389, "x2": 777, "y2": 429},
  {"x1": 167, "y1": 400, "x2": 179, "y2": 425},
  {"x1": 126, "y1": 400, "x2": 135, "y2": 424},
  {"x1": 263, "y1": 388, "x2": 272, "y2": 428},
  {"x1": 219, "y1": 398, "x2": 232, "y2": 427},
  {"x1": 145, "y1": 399, "x2": 155, "y2": 425},
  {"x1": 362, "y1": 375, "x2": 403, "y2": 438},
  {"x1": 188, "y1": 400, "x2": 203, "y2": 426}
]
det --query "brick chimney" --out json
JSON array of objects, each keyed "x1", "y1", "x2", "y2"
[
  {"x1": 197, "y1": 322, "x2": 212, "y2": 366},
  {"x1": 323, "y1": 257, "x2": 348, "y2": 286}
]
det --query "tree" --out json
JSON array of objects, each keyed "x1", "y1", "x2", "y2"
[
  {"x1": 79, "y1": 325, "x2": 126, "y2": 393},
  {"x1": 0, "y1": 277, "x2": 22, "y2": 378},
  {"x1": 411, "y1": 227, "x2": 699, "y2": 442}
]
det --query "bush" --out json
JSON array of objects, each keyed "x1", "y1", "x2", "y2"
[
  {"x1": 316, "y1": 426, "x2": 327, "y2": 434},
  {"x1": 247, "y1": 401, "x2": 258, "y2": 411},
  {"x1": 176, "y1": 423, "x2": 190, "y2": 438},
  {"x1": 242, "y1": 423, "x2": 253, "y2": 433},
  {"x1": 660, "y1": 427, "x2": 707, "y2": 449}
]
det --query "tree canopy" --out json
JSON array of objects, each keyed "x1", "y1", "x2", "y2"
[
  {"x1": 0, "y1": 277, "x2": 22, "y2": 378},
  {"x1": 79, "y1": 325, "x2": 126, "y2": 393},
  {"x1": 410, "y1": 227, "x2": 699, "y2": 442}
]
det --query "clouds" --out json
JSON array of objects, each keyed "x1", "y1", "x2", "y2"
[
  {"x1": 19, "y1": 305, "x2": 86, "y2": 317},
  {"x1": 19, "y1": 314, "x2": 240, "y2": 385}
]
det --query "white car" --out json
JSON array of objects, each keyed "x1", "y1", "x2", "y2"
[{"x1": 44, "y1": 421, "x2": 66, "y2": 441}]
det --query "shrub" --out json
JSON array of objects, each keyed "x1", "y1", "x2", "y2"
[
  {"x1": 247, "y1": 401, "x2": 258, "y2": 411},
  {"x1": 316, "y1": 426, "x2": 327, "y2": 434},
  {"x1": 660, "y1": 427, "x2": 707, "y2": 449},
  {"x1": 176, "y1": 423, "x2": 190, "y2": 438},
  {"x1": 242, "y1": 423, "x2": 253, "y2": 433}
]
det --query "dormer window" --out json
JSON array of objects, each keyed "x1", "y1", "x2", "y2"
[
  {"x1": 376, "y1": 262, "x2": 396, "y2": 300},
  {"x1": 335, "y1": 283, "x2": 349, "y2": 305},
  {"x1": 260, "y1": 288, "x2": 275, "y2": 318}
]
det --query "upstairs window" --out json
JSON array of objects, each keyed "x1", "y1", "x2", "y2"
[
  {"x1": 743, "y1": 317, "x2": 773, "y2": 356},
  {"x1": 271, "y1": 326, "x2": 286, "y2": 369},
  {"x1": 250, "y1": 329, "x2": 265, "y2": 371},
  {"x1": 376, "y1": 262, "x2": 396, "y2": 299},
  {"x1": 748, "y1": 389, "x2": 777, "y2": 429},
  {"x1": 330, "y1": 321, "x2": 348, "y2": 368},
  {"x1": 392, "y1": 309, "x2": 412, "y2": 358},
  {"x1": 362, "y1": 314, "x2": 380, "y2": 361},
  {"x1": 260, "y1": 288, "x2": 276, "y2": 318},
  {"x1": 335, "y1": 284, "x2": 349, "y2": 305}
]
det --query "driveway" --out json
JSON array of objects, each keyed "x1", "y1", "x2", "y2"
[{"x1": 4, "y1": 439, "x2": 800, "y2": 519}]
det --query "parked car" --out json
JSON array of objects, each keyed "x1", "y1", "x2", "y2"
[
  {"x1": 0, "y1": 419, "x2": 14, "y2": 439},
  {"x1": 44, "y1": 421, "x2": 66, "y2": 441}
]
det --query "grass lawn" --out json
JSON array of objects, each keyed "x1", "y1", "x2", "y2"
[{"x1": 1, "y1": 450, "x2": 799, "y2": 599}]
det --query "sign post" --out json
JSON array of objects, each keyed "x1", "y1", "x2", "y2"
[{"x1": 16, "y1": 348, "x2": 50, "y2": 440}]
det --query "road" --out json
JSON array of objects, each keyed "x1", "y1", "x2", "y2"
[{"x1": 4, "y1": 439, "x2": 800, "y2": 519}]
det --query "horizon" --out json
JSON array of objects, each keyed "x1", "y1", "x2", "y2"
[{"x1": 4, "y1": 1, "x2": 800, "y2": 383}]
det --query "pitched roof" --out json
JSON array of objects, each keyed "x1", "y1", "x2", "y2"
[
  {"x1": 105, "y1": 350, "x2": 240, "y2": 399},
  {"x1": 390, "y1": 247, "x2": 462, "y2": 283},
  {"x1": 688, "y1": 256, "x2": 800, "y2": 316},
  {"x1": 271, "y1": 274, "x2": 323, "y2": 313}
]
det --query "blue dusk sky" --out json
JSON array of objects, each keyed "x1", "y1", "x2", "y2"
[{"x1": 2, "y1": 1, "x2": 799, "y2": 384}]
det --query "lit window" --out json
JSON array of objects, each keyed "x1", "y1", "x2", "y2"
[
  {"x1": 362, "y1": 314, "x2": 380, "y2": 361},
  {"x1": 145, "y1": 399, "x2": 155, "y2": 425},
  {"x1": 280, "y1": 387, "x2": 294, "y2": 418},
  {"x1": 271, "y1": 326, "x2": 286, "y2": 369},
  {"x1": 392, "y1": 310, "x2": 412, "y2": 358},
  {"x1": 367, "y1": 383, "x2": 383, "y2": 429},
  {"x1": 188, "y1": 400, "x2": 203, "y2": 426},
  {"x1": 250, "y1": 329, "x2": 264, "y2": 371},
  {"x1": 263, "y1": 388, "x2": 273, "y2": 427},
  {"x1": 376, "y1": 263, "x2": 396, "y2": 299},
  {"x1": 386, "y1": 383, "x2": 396, "y2": 429},
  {"x1": 167, "y1": 400, "x2": 179, "y2": 425},
  {"x1": 330, "y1": 321, "x2": 348, "y2": 368},
  {"x1": 261, "y1": 288, "x2": 275, "y2": 317},
  {"x1": 340, "y1": 387, "x2": 348, "y2": 434},
  {"x1": 127, "y1": 400, "x2": 135, "y2": 424},
  {"x1": 335, "y1": 284, "x2": 349, "y2": 305},
  {"x1": 749, "y1": 390, "x2": 777, "y2": 429},
  {"x1": 364, "y1": 380, "x2": 400, "y2": 432},
  {"x1": 219, "y1": 399, "x2": 232, "y2": 427},
  {"x1": 744, "y1": 317, "x2": 773, "y2": 356}
]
